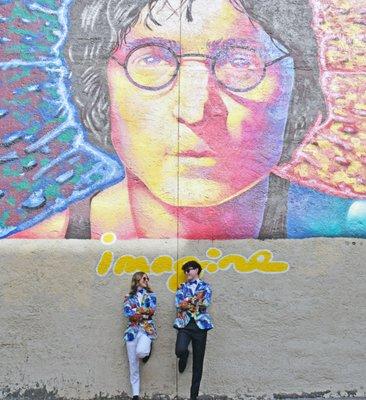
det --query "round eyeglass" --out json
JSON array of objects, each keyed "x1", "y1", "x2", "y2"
[{"x1": 111, "y1": 43, "x2": 289, "y2": 92}]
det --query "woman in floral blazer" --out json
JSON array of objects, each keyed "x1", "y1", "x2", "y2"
[{"x1": 123, "y1": 271, "x2": 157, "y2": 400}]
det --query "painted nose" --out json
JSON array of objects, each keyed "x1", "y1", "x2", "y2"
[{"x1": 174, "y1": 62, "x2": 210, "y2": 124}]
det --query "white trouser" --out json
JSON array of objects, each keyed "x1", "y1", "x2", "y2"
[{"x1": 126, "y1": 329, "x2": 152, "y2": 396}]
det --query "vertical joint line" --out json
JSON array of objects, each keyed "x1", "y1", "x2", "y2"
[
  {"x1": 177, "y1": 2, "x2": 183, "y2": 244},
  {"x1": 176, "y1": 2, "x2": 183, "y2": 266},
  {"x1": 175, "y1": 2, "x2": 183, "y2": 397}
]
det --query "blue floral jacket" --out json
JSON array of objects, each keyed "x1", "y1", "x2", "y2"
[
  {"x1": 174, "y1": 280, "x2": 213, "y2": 330},
  {"x1": 123, "y1": 289, "x2": 157, "y2": 342}
]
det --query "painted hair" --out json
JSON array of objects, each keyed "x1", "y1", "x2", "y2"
[
  {"x1": 65, "y1": 0, "x2": 326, "y2": 237},
  {"x1": 129, "y1": 271, "x2": 152, "y2": 295}
]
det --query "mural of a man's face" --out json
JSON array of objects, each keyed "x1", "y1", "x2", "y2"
[{"x1": 107, "y1": 0, "x2": 294, "y2": 207}]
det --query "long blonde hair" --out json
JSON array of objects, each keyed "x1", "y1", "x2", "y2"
[{"x1": 129, "y1": 271, "x2": 153, "y2": 295}]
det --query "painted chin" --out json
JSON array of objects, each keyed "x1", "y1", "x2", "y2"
[{"x1": 151, "y1": 178, "x2": 229, "y2": 207}]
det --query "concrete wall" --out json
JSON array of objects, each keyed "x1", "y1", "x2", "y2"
[{"x1": 1, "y1": 239, "x2": 365, "y2": 399}]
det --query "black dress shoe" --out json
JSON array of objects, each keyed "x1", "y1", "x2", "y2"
[
  {"x1": 132, "y1": 396, "x2": 139, "y2": 400},
  {"x1": 142, "y1": 343, "x2": 152, "y2": 363},
  {"x1": 178, "y1": 350, "x2": 189, "y2": 373}
]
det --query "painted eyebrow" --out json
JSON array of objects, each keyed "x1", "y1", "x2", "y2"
[
  {"x1": 123, "y1": 37, "x2": 259, "y2": 55},
  {"x1": 208, "y1": 38, "x2": 258, "y2": 52},
  {"x1": 125, "y1": 37, "x2": 181, "y2": 52}
]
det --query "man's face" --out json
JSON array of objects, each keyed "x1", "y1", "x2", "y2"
[
  {"x1": 107, "y1": 0, "x2": 294, "y2": 207},
  {"x1": 184, "y1": 266, "x2": 200, "y2": 281}
]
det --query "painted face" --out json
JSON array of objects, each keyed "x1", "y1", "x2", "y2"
[{"x1": 107, "y1": 0, "x2": 294, "y2": 207}]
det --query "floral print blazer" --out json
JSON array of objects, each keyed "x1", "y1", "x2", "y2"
[
  {"x1": 174, "y1": 280, "x2": 213, "y2": 330},
  {"x1": 123, "y1": 289, "x2": 157, "y2": 341}
]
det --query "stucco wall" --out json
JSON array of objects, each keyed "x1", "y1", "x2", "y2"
[{"x1": 1, "y1": 239, "x2": 365, "y2": 399}]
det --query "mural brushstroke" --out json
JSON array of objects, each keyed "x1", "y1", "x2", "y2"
[{"x1": 0, "y1": 0, "x2": 365, "y2": 239}]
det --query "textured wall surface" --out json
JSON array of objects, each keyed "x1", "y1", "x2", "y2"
[{"x1": 0, "y1": 239, "x2": 365, "y2": 399}]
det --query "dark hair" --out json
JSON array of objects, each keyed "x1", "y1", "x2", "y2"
[
  {"x1": 65, "y1": 0, "x2": 326, "y2": 238},
  {"x1": 182, "y1": 260, "x2": 202, "y2": 275},
  {"x1": 129, "y1": 271, "x2": 152, "y2": 295}
]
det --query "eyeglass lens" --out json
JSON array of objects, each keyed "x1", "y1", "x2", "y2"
[
  {"x1": 124, "y1": 44, "x2": 266, "y2": 92},
  {"x1": 126, "y1": 45, "x2": 178, "y2": 90}
]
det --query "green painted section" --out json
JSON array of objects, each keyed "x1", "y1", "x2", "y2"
[
  {"x1": 90, "y1": 173, "x2": 103, "y2": 182},
  {"x1": 12, "y1": 180, "x2": 32, "y2": 191},
  {"x1": 6, "y1": 196, "x2": 16, "y2": 207},
  {"x1": 0, "y1": 211, "x2": 10, "y2": 228},
  {"x1": 10, "y1": 5, "x2": 34, "y2": 22},
  {"x1": 57, "y1": 129, "x2": 77, "y2": 143},
  {"x1": 20, "y1": 156, "x2": 37, "y2": 168},
  {"x1": 9, "y1": 69, "x2": 31, "y2": 84},
  {"x1": 3, "y1": 166, "x2": 22, "y2": 178},
  {"x1": 40, "y1": 158, "x2": 51, "y2": 168},
  {"x1": 44, "y1": 184, "x2": 60, "y2": 199}
]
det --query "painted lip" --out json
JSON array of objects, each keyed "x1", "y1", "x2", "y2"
[{"x1": 177, "y1": 150, "x2": 216, "y2": 158}]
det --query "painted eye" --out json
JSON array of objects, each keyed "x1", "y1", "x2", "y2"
[
  {"x1": 230, "y1": 57, "x2": 251, "y2": 68},
  {"x1": 214, "y1": 46, "x2": 265, "y2": 92},
  {"x1": 215, "y1": 47, "x2": 260, "y2": 70},
  {"x1": 126, "y1": 44, "x2": 178, "y2": 89},
  {"x1": 140, "y1": 54, "x2": 164, "y2": 65},
  {"x1": 130, "y1": 45, "x2": 176, "y2": 68}
]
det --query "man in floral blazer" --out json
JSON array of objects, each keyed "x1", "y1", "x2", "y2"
[{"x1": 174, "y1": 261, "x2": 213, "y2": 400}]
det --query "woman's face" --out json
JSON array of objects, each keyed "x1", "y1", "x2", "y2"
[
  {"x1": 138, "y1": 274, "x2": 149, "y2": 288},
  {"x1": 107, "y1": 0, "x2": 294, "y2": 207}
]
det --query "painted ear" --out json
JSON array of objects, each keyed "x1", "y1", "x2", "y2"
[{"x1": 0, "y1": 1, "x2": 124, "y2": 239}]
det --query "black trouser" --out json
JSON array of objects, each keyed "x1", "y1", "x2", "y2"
[{"x1": 175, "y1": 319, "x2": 208, "y2": 400}]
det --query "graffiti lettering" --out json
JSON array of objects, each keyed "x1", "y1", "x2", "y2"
[{"x1": 96, "y1": 233, "x2": 289, "y2": 292}]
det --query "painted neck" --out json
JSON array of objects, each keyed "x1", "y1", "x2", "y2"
[{"x1": 126, "y1": 172, "x2": 269, "y2": 239}]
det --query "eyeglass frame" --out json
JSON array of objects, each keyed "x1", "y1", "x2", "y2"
[
  {"x1": 111, "y1": 42, "x2": 290, "y2": 93},
  {"x1": 184, "y1": 267, "x2": 198, "y2": 273}
]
